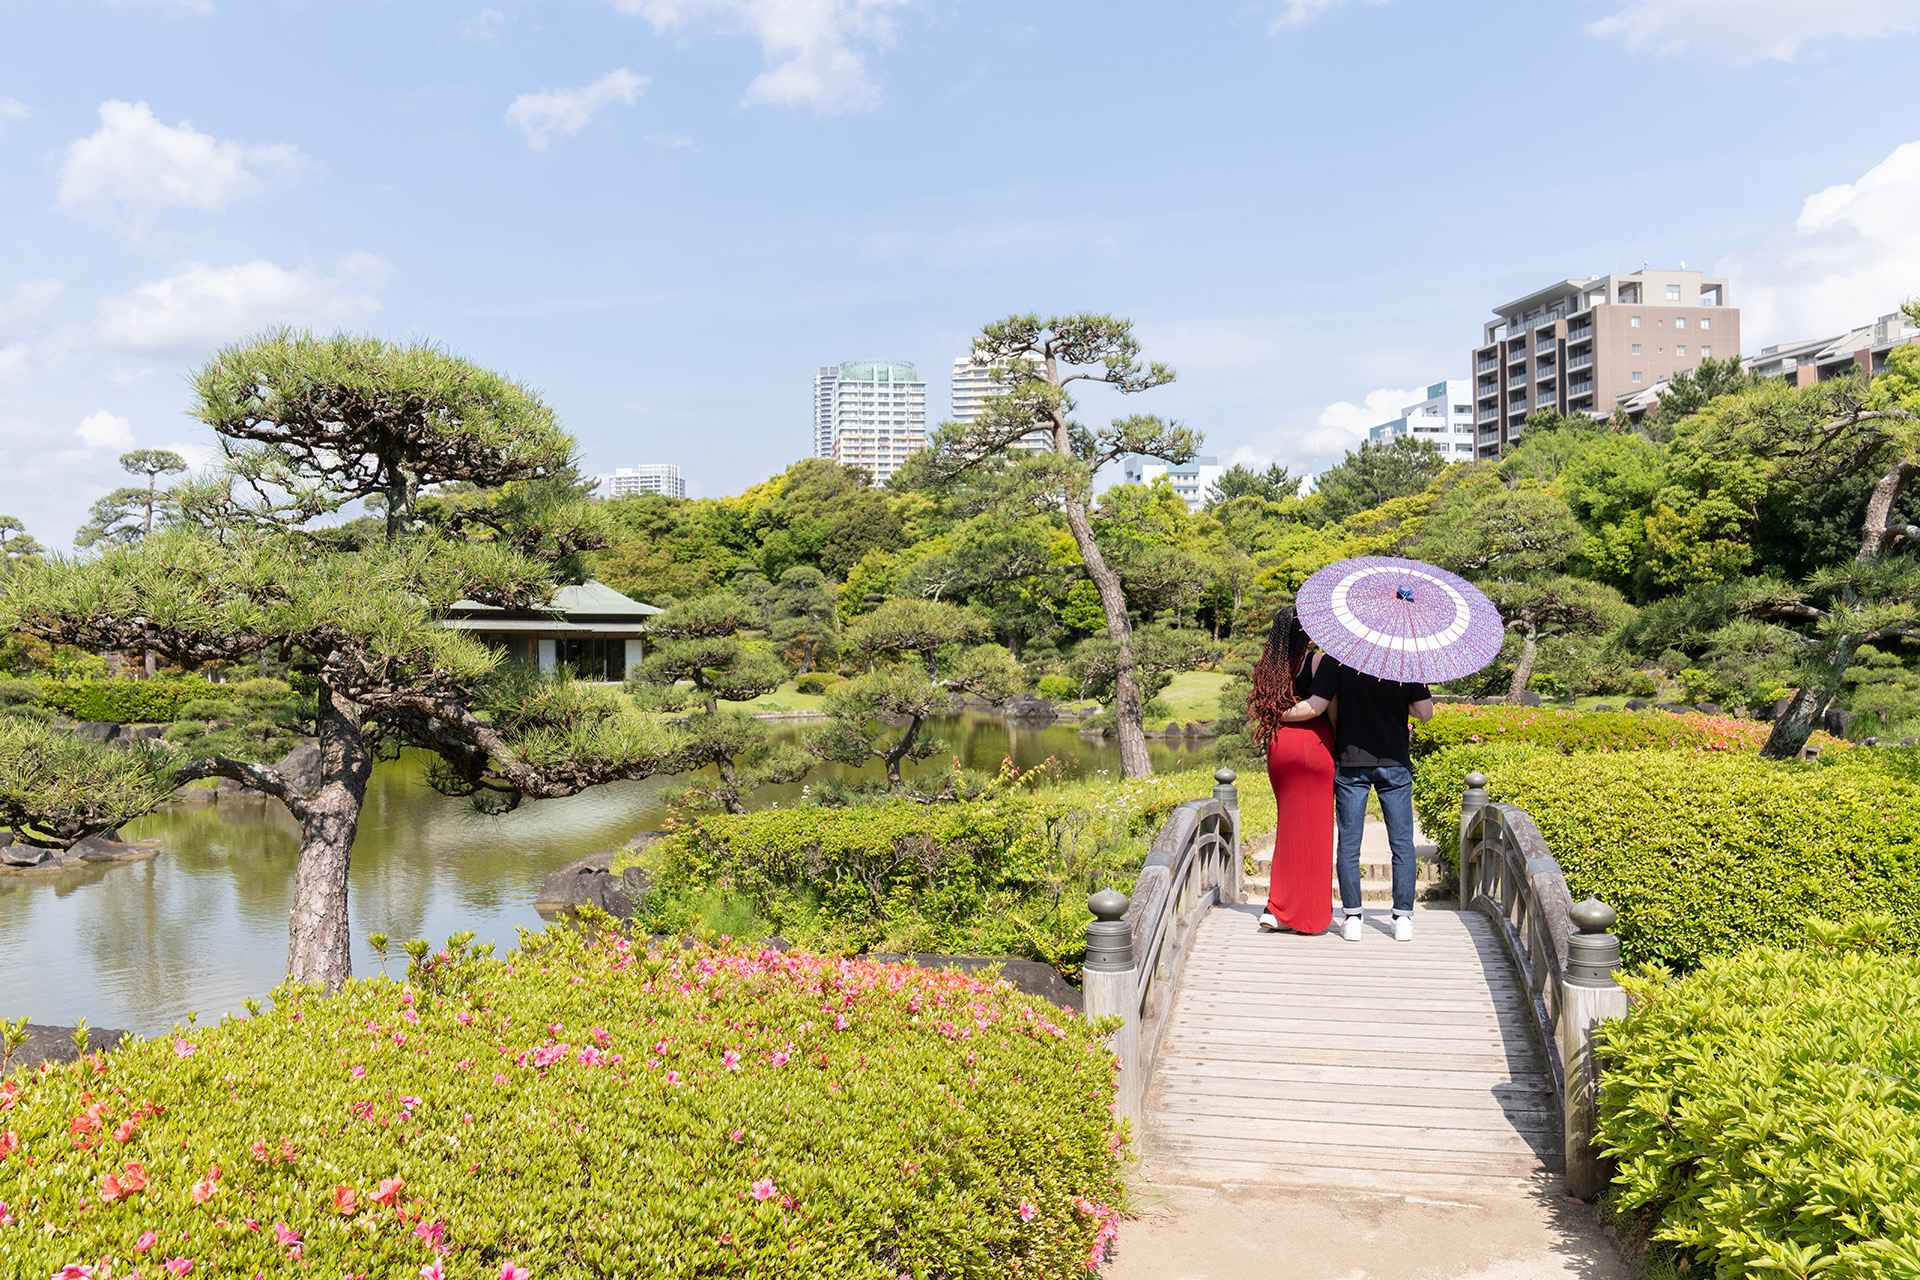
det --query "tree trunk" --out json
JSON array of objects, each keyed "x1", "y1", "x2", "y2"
[
  {"x1": 1064, "y1": 496, "x2": 1150, "y2": 776},
  {"x1": 286, "y1": 681, "x2": 372, "y2": 991},
  {"x1": 715, "y1": 756, "x2": 747, "y2": 815},
  {"x1": 1506, "y1": 627, "x2": 1538, "y2": 703},
  {"x1": 884, "y1": 715, "x2": 922, "y2": 788},
  {"x1": 1763, "y1": 636, "x2": 1859, "y2": 759}
]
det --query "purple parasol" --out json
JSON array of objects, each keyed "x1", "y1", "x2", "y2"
[{"x1": 1295, "y1": 556, "x2": 1503, "y2": 684}]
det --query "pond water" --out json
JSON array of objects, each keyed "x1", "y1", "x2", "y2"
[{"x1": 0, "y1": 715, "x2": 1214, "y2": 1035}]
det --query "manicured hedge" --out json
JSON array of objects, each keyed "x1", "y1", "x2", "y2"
[
  {"x1": 631, "y1": 769, "x2": 1265, "y2": 968},
  {"x1": 1410, "y1": 745, "x2": 1920, "y2": 971},
  {"x1": 1412, "y1": 704, "x2": 1848, "y2": 756},
  {"x1": 0, "y1": 928, "x2": 1124, "y2": 1278},
  {"x1": 1598, "y1": 938, "x2": 1920, "y2": 1276},
  {"x1": 37, "y1": 677, "x2": 238, "y2": 724}
]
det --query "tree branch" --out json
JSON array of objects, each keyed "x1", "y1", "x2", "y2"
[{"x1": 174, "y1": 757, "x2": 311, "y2": 820}]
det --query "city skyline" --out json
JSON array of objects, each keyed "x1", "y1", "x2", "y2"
[{"x1": 4, "y1": 2, "x2": 1920, "y2": 546}]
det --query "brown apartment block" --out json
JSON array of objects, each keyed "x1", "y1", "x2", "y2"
[{"x1": 1470, "y1": 269, "x2": 1738, "y2": 457}]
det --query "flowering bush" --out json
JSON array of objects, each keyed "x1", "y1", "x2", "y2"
[
  {"x1": 1413, "y1": 704, "x2": 1848, "y2": 756},
  {"x1": 0, "y1": 927, "x2": 1124, "y2": 1278}
]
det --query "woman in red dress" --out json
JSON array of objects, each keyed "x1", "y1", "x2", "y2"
[{"x1": 1247, "y1": 606, "x2": 1335, "y2": 935}]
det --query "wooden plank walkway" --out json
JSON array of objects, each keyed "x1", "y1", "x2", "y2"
[{"x1": 1141, "y1": 901, "x2": 1563, "y2": 1196}]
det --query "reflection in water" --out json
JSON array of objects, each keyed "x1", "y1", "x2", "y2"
[{"x1": 0, "y1": 715, "x2": 1210, "y2": 1034}]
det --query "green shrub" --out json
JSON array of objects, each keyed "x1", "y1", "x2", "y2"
[
  {"x1": 794, "y1": 672, "x2": 841, "y2": 696},
  {"x1": 0, "y1": 928, "x2": 1124, "y2": 1278},
  {"x1": 1598, "y1": 935, "x2": 1920, "y2": 1276},
  {"x1": 1410, "y1": 746, "x2": 1920, "y2": 971},
  {"x1": 630, "y1": 768, "x2": 1267, "y2": 971},
  {"x1": 1035, "y1": 674, "x2": 1077, "y2": 701},
  {"x1": 1413, "y1": 704, "x2": 1848, "y2": 756},
  {"x1": 38, "y1": 677, "x2": 239, "y2": 724}
]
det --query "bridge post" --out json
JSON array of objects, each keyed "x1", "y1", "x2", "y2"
[
  {"x1": 1459, "y1": 771, "x2": 1490, "y2": 870},
  {"x1": 1212, "y1": 767, "x2": 1241, "y2": 906},
  {"x1": 1083, "y1": 887, "x2": 1143, "y2": 1139},
  {"x1": 1560, "y1": 897, "x2": 1628, "y2": 1202}
]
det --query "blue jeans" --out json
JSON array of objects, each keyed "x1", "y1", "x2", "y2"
[{"x1": 1334, "y1": 765, "x2": 1417, "y2": 916}]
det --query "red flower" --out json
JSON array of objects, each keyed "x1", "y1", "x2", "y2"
[
  {"x1": 333, "y1": 1184, "x2": 359, "y2": 1215},
  {"x1": 373, "y1": 1176, "x2": 405, "y2": 1207},
  {"x1": 120, "y1": 1161, "x2": 149, "y2": 1193}
]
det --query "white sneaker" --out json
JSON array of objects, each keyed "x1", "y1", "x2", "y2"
[
  {"x1": 1341, "y1": 914, "x2": 1362, "y2": 942},
  {"x1": 1258, "y1": 912, "x2": 1281, "y2": 932},
  {"x1": 1393, "y1": 914, "x2": 1414, "y2": 943}
]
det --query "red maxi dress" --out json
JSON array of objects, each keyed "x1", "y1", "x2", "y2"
[{"x1": 1265, "y1": 714, "x2": 1335, "y2": 934}]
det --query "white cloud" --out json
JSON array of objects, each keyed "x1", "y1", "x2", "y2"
[
  {"x1": 505, "y1": 69, "x2": 648, "y2": 151},
  {"x1": 1228, "y1": 385, "x2": 1425, "y2": 479},
  {"x1": 0, "y1": 279, "x2": 76, "y2": 386},
  {"x1": 59, "y1": 100, "x2": 307, "y2": 230},
  {"x1": 74, "y1": 410, "x2": 135, "y2": 452},
  {"x1": 613, "y1": 0, "x2": 909, "y2": 114},
  {"x1": 1315, "y1": 385, "x2": 1426, "y2": 435},
  {"x1": 1720, "y1": 140, "x2": 1920, "y2": 346},
  {"x1": 0, "y1": 98, "x2": 26, "y2": 136},
  {"x1": 1587, "y1": 0, "x2": 1920, "y2": 61},
  {"x1": 109, "y1": 0, "x2": 215, "y2": 15},
  {"x1": 93, "y1": 253, "x2": 392, "y2": 355},
  {"x1": 1269, "y1": 0, "x2": 1390, "y2": 32},
  {"x1": 459, "y1": 8, "x2": 507, "y2": 41},
  {"x1": 645, "y1": 131, "x2": 696, "y2": 149},
  {"x1": 0, "y1": 278, "x2": 64, "y2": 341}
]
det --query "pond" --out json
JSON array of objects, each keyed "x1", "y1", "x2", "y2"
[{"x1": 0, "y1": 715, "x2": 1215, "y2": 1036}]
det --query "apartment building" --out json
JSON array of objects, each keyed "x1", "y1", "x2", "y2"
[
  {"x1": 1121, "y1": 454, "x2": 1224, "y2": 512},
  {"x1": 1749, "y1": 310, "x2": 1920, "y2": 385},
  {"x1": 950, "y1": 355, "x2": 1049, "y2": 451},
  {"x1": 597, "y1": 464, "x2": 686, "y2": 499},
  {"x1": 811, "y1": 366, "x2": 838, "y2": 458},
  {"x1": 816, "y1": 359, "x2": 927, "y2": 485},
  {"x1": 1471, "y1": 268, "x2": 1738, "y2": 456},
  {"x1": 1366, "y1": 380, "x2": 1478, "y2": 458}
]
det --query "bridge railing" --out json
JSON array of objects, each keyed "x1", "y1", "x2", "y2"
[
  {"x1": 1458, "y1": 770, "x2": 1628, "y2": 1202},
  {"x1": 1080, "y1": 769, "x2": 1241, "y2": 1135}
]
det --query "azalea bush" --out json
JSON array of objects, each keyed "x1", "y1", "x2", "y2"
[
  {"x1": 630, "y1": 767, "x2": 1269, "y2": 974},
  {"x1": 36, "y1": 678, "x2": 240, "y2": 725},
  {"x1": 1411, "y1": 744, "x2": 1920, "y2": 971},
  {"x1": 1412, "y1": 704, "x2": 1848, "y2": 757},
  {"x1": 0, "y1": 926, "x2": 1125, "y2": 1279},
  {"x1": 1597, "y1": 927, "x2": 1920, "y2": 1276}
]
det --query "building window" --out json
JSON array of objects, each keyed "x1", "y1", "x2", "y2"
[
  {"x1": 1675, "y1": 317, "x2": 1686, "y2": 329},
  {"x1": 1453, "y1": 404, "x2": 1470, "y2": 414},
  {"x1": 1677, "y1": 345, "x2": 1687, "y2": 357},
  {"x1": 1700, "y1": 317, "x2": 1711, "y2": 330},
  {"x1": 1631, "y1": 343, "x2": 1641, "y2": 355},
  {"x1": 1666, "y1": 284, "x2": 1682, "y2": 300},
  {"x1": 1632, "y1": 372, "x2": 1642, "y2": 383},
  {"x1": 1630, "y1": 317, "x2": 1641, "y2": 328},
  {"x1": 1701, "y1": 345, "x2": 1712, "y2": 357}
]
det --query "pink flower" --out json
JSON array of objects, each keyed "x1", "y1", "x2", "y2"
[
  {"x1": 771, "y1": 1051, "x2": 790, "y2": 1067},
  {"x1": 392, "y1": 1031, "x2": 406, "y2": 1046},
  {"x1": 413, "y1": 1218, "x2": 449, "y2": 1253},
  {"x1": 419, "y1": 1266, "x2": 444, "y2": 1280},
  {"x1": 0, "y1": 1199, "x2": 12, "y2": 1226},
  {"x1": 172, "y1": 1040, "x2": 195, "y2": 1059},
  {"x1": 832, "y1": 1014, "x2": 850, "y2": 1031},
  {"x1": 402, "y1": 1010, "x2": 420, "y2": 1024},
  {"x1": 1017, "y1": 1201, "x2": 1037, "y2": 1222},
  {"x1": 272, "y1": 1222, "x2": 299, "y2": 1248},
  {"x1": 457, "y1": 1012, "x2": 473, "y2": 1026},
  {"x1": 751, "y1": 1179, "x2": 777, "y2": 1202},
  {"x1": 55, "y1": 1267, "x2": 94, "y2": 1279},
  {"x1": 664, "y1": 1071, "x2": 682, "y2": 1085},
  {"x1": 351, "y1": 1065, "x2": 366, "y2": 1079},
  {"x1": 162, "y1": 1260, "x2": 193, "y2": 1278},
  {"x1": 721, "y1": 1050, "x2": 742, "y2": 1071},
  {"x1": 372, "y1": 1177, "x2": 404, "y2": 1207},
  {"x1": 135, "y1": 1230, "x2": 158, "y2": 1252},
  {"x1": 497, "y1": 1264, "x2": 530, "y2": 1280},
  {"x1": 493, "y1": 1073, "x2": 509, "y2": 1087}
]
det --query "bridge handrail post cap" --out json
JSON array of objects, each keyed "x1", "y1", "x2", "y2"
[
  {"x1": 1088, "y1": 888, "x2": 1130, "y2": 921},
  {"x1": 1213, "y1": 767, "x2": 1237, "y2": 786},
  {"x1": 1463, "y1": 771, "x2": 1488, "y2": 789},
  {"x1": 1569, "y1": 897, "x2": 1617, "y2": 934}
]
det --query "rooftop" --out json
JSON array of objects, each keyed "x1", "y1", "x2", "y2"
[
  {"x1": 450, "y1": 580, "x2": 662, "y2": 618},
  {"x1": 837, "y1": 360, "x2": 922, "y2": 384}
]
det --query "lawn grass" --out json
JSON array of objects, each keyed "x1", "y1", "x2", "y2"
[
  {"x1": 717, "y1": 679, "x2": 830, "y2": 714},
  {"x1": 1151, "y1": 670, "x2": 1232, "y2": 727}
]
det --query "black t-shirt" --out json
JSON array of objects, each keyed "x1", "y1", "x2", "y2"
[{"x1": 1307, "y1": 656, "x2": 1431, "y2": 768}]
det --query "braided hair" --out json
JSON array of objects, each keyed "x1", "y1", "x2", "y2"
[{"x1": 1245, "y1": 605, "x2": 1314, "y2": 747}]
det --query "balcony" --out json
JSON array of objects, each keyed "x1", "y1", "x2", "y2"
[
  {"x1": 1477, "y1": 360, "x2": 1497, "y2": 374},
  {"x1": 1478, "y1": 406, "x2": 1499, "y2": 422},
  {"x1": 1535, "y1": 366, "x2": 1557, "y2": 382},
  {"x1": 1568, "y1": 351, "x2": 1593, "y2": 371}
]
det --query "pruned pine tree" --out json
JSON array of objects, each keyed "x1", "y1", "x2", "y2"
[
  {"x1": 0, "y1": 332, "x2": 689, "y2": 993},
  {"x1": 811, "y1": 599, "x2": 1019, "y2": 788},
  {"x1": 913, "y1": 314, "x2": 1199, "y2": 778},
  {"x1": 73, "y1": 450, "x2": 189, "y2": 549},
  {"x1": 180, "y1": 328, "x2": 573, "y2": 542},
  {"x1": 0, "y1": 517, "x2": 45, "y2": 577},
  {"x1": 623, "y1": 593, "x2": 808, "y2": 813}
]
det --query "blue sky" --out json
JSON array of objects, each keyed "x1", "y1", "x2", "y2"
[{"x1": 4, "y1": 0, "x2": 1920, "y2": 547}]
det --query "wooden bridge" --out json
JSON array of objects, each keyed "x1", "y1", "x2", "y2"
[{"x1": 1084, "y1": 771, "x2": 1626, "y2": 1200}]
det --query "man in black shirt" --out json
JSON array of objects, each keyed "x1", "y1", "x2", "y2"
[{"x1": 1281, "y1": 655, "x2": 1434, "y2": 942}]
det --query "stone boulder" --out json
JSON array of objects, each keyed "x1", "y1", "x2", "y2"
[
  {"x1": 1623, "y1": 699, "x2": 1650, "y2": 711},
  {"x1": 1592, "y1": 704, "x2": 1618, "y2": 713},
  {"x1": 3, "y1": 1023, "x2": 129, "y2": 1076},
  {"x1": 274, "y1": 742, "x2": 324, "y2": 793},
  {"x1": 1003, "y1": 694, "x2": 1055, "y2": 721},
  {"x1": 534, "y1": 852, "x2": 651, "y2": 921},
  {"x1": 74, "y1": 721, "x2": 122, "y2": 743},
  {"x1": 1517, "y1": 691, "x2": 1545, "y2": 708},
  {"x1": 1695, "y1": 702, "x2": 1723, "y2": 716},
  {"x1": 1822, "y1": 707, "x2": 1852, "y2": 738}
]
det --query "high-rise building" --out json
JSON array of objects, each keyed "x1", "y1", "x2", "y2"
[
  {"x1": 597, "y1": 464, "x2": 686, "y2": 499},
  {"x1": 811, "y1": 366, "x2": 837, "y2": 459},
  {"x1": 1366, "y1": 381, "x2": 1478, "y2": 458},
  {"x1": 1121, "y1": 454, "x2": 1224, "y2": 512},
  {"x1": 950, "y1": 356, "x2": 1050, "y2": 451},
  {"x1": 1471, "y1": 268, "x2": 1739, "y2": 456},
  {"x1": 816, "y1": 360, "x2": 927, "y2": 485}
]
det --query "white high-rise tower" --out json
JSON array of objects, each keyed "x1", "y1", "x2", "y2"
[
  {"x1": 951, "y1": 356, "x2": 1048, "y2": 451},
  {"x1": 814, "y1": 360, "x2": 927, "y2": 485}
]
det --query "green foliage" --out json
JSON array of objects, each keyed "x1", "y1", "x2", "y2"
[
  {"x1": 1410, "y1": 705, "x2": 1798, "y2": 756},
  {"x1": 0, "y1": 929, "x2": 1125, "y2": 1278},
  {"x1": 1306, "y1": 435, "x2": 1451, "y2": 526},
  {"x1": 0, "y1": 721, "x2": 181, "y2": 848},
  {"x1": 1036, "y1": 674, "x2": 1077, "y2": 701},
  {"x1": 73, "y1": 449, "x2": 189, "y2": 548},
  {"x1": 1204, "y1": 462, "x2": 1298, "y2": 508},
  {"x1": 161, "y1": 677, "x2": 309, "y2": 764},
  {"x1": 37, "y1": 676, "x2": 239, "y2": 724},
  {"x1": 794, "y1": 671, "x2": 842, "y2": 696},
  {"x1": 1597, "y1": 941, "x2": 1920, "y2": 1276},
  {"x1": 1411, "y1": 744, "x2": 1916, "y2": 972}
]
